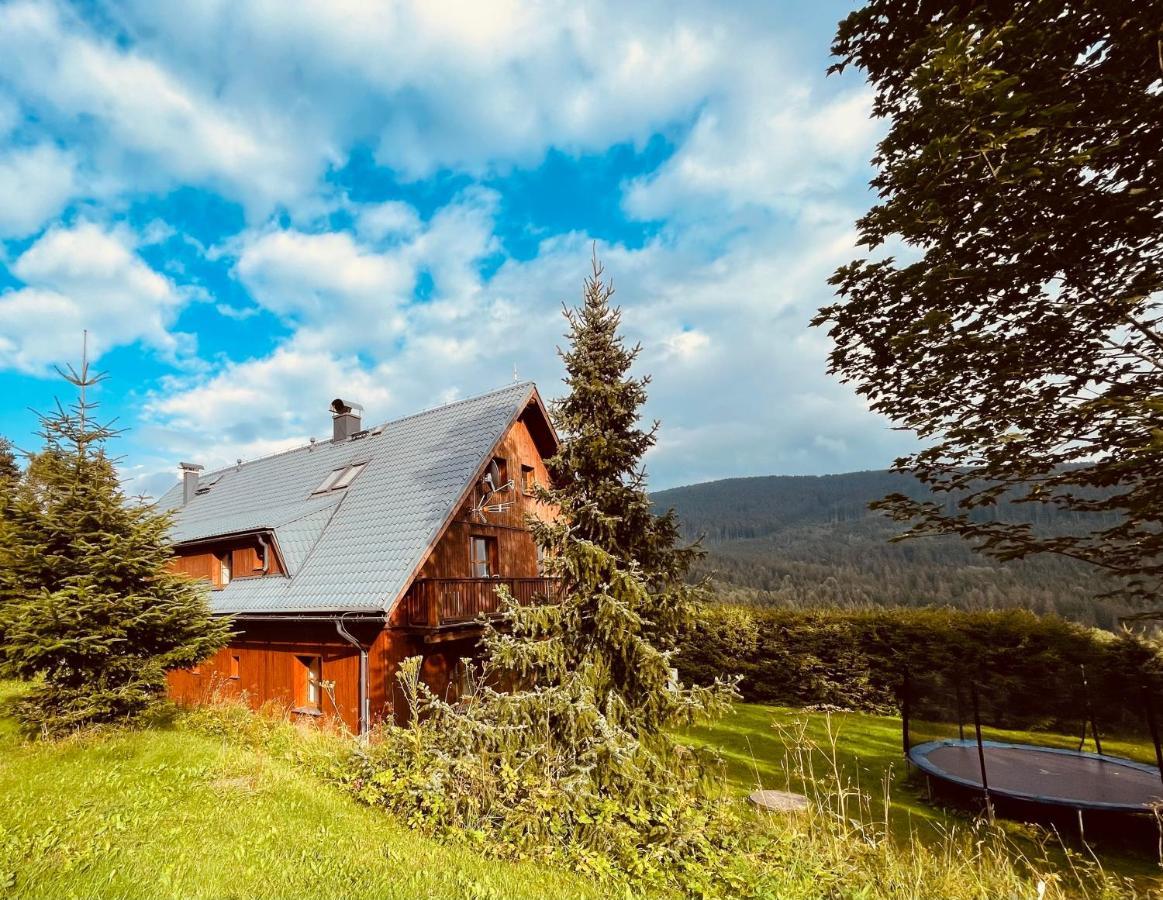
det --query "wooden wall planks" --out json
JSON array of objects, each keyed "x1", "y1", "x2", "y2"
[{"x1": 167, "y1": 407, "x2": 556, "y2": 731}]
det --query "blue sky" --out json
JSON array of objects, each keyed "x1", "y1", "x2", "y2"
[{"x1": 0, "y1": 0, "x2": 915, "y2": 497}]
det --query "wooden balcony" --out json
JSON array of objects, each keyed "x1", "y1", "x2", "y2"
[{"x1": 401, "y1": 577, "x2": 561, "y2": 635}]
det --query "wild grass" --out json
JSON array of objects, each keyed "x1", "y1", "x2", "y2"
[
  {"x1": 177, "y1": 688, "x2": 1144, "y2": 898},
  {"x1": 0, "y1": 680, "x2": 1149, "y2": 898},
  {"x1": 684, "y1": 701, "x2": 1161, "y2": 893},
  {"x1": 738, "y1": 715, "x2": 1141, "y2": 899},
  {"x1": 0, "y1": 681, "x2": 598, "y2": 900}
]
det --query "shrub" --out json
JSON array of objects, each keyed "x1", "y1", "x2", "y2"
[
  {"x1": 678, "y1": 605, "x2": 1163, "y2": 733},
  {"x1": 342, "y1": 656, "x2": 748, "y2": 896}
]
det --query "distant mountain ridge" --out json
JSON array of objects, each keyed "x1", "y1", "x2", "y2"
[{"x1": 652, "y1": 471, "x2": 1130, "y2": 628}]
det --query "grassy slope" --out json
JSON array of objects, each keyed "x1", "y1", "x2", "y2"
[
  {"x1": 683, "y1": 702, "x2": 1163, "y2": 885},
  {"x1": 0, "y1": 684, "x2": 595, "y2": 900}
]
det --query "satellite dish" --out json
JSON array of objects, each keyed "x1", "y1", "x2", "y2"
[
  {"x1": 488, "y1": 459, "x2": 502, "y2": 488},
  {"x1": 482, "y1": 472, "x2": 497, "y2": 493}
]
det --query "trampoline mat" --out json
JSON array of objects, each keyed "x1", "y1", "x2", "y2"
[{"x1": 909, "y1": 740, "x2": 1163, "y2": 810}]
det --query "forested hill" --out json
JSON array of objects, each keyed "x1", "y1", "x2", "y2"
[{"x1": 652, "y1": 472, "x2": 1131, "y2": 629}]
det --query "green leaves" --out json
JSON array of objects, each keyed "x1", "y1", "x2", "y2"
[{"x1": 820, "y1": 0, "x2": 1163, "y2": 609}]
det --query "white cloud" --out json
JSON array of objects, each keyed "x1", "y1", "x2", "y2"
[
  {"x1": 236, "y1": 229, "x2": 412, "y2": 331},
  {"x1": 139, "y1": 200, "x2": 913, "y2": 490},
  {"x1": 80, "y1": 0, "x2": 730, "y2": 184},
  {"x1": 0, "y1": 222, "x2": 189, "y2": 372},
  {"x1": 229, "y1": 190, "x2": 501, "y2": 354},
  {"x1": 0, "y1": 1, "x2": 910, "y2": 492},
  {"x1": 215, "y1": 303, "x2": 260, "y2": 321},
  {"x1": 661, "y1": 329, "x2": 711, "y2": 361},
  {"x1": 142, "y1": 344, "x2": 396, "y2": 470},
  {"x1": 0, "y1": 2, "x2": 877, "y2": 225},
  {"x1": 625, "y1": 88, "x2": 880, "y2": 220},
  {"x1": 355, "y1": 201, "x2": 422, "y2": 243},
  {"x1": 0, "y1": 0, "x2": 324, "y2": 215},
  {"x1": 0, "y1": 143, "x2": 77, "y2": 237}
]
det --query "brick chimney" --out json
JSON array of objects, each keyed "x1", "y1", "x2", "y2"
[
  {"x1": 179, "y1": 462, "x2": 204, "y2": 505},
  {"x1": 330, "y1": 398, "x2": 364, "y2": 442}
]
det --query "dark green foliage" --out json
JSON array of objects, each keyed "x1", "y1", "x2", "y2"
[
  {"x1": 653, "y1": 472, "x2": 1133, "y2": 627},
  {"x1": 0, "y1": 437, "x2": 18, "y2": 499},
  {"x1": 679, "y1": 605, "x2": 1162, "y2": 734},
  {"x1": 489, "y1": 255, "x2": 735, "y2": 728},
  {"x1": 548, "y1": 263, "x2": 699, "y2": 599},
  {"x1": 347, "y1": 259, "x2": 741, "y2": 894},
  {"x1": 816, "y1": 2, "x2": 1163, "y2": 607},
  {"x1": 0, "y1": 355, "x2": 229, "y2": 735},
  {"x1": 0, "y1": 437, "x2": 21, "y2": 649},
  {"x1": 349, "y1": 657, "x2": 747, "y2": 893}
]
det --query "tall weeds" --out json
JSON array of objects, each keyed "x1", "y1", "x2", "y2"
[{"x1": 177, "y1": 691, "x2": 1141, "y2": 898}]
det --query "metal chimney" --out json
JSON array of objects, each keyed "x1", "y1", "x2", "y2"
[
  {"x1": 330, "y1": 399, "x2": 364, "y2": 442},
  {"x1": 179, "y1": 462, "x2": 204, "y2": 505}
]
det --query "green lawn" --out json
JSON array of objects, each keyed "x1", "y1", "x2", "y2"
[
  {"x1": 684, "y1": 702, "x2": 1163, "y2": 885},
  {"x1": 3, "y1": 681, "x2": 1156, "y2": 898},
  {"x1": 0, "y1": 683, "x2": 597, "y2": 900}
]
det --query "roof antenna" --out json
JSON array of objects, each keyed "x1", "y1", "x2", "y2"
[{"x1": 512, "y1": 362, "x2": 518, "y2": 382}]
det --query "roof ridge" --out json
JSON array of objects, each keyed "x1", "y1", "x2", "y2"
[
  {"x1": 377, "y1": 380, "x2": 534, "y2": 430},
  {"x1": 193, "y1": 381, "x2": 536, "y2": 479}
]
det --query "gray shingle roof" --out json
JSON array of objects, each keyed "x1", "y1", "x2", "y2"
[{"x1": 157, "y1": 382, "x2": 540, "y2": 615}]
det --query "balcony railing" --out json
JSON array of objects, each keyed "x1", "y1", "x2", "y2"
[{"x1": 402, "y1": 577, "x2": 561, "y2": 629}]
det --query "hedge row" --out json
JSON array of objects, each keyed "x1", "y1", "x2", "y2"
[{"x1": 676, "y1": 605, "x2": 1163, "y2": 734}]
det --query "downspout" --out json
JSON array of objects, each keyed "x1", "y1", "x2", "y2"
[
  {"x1": 335, "y1": 614, "x2": 370, "y2": 739},
  {"x1": 257, "y1": 533, "x2": 271, "y2": 575}
]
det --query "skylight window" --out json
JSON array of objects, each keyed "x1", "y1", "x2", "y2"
[
  {"x1": 194, "y1": 472, "x2": 225, "y2": 495},
  {"x1": 332, "y1": 462, "x2": 367, "y2": 489},
  {"x1": 313, "y1": 468, "x2": 346, "y2": 494},
  {"x1": 311, "y1": 462, "x2": 368, "y2": 495}
]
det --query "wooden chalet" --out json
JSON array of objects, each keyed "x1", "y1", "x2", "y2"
[{"x1": 162, "y1": 382, "x2": 558, "y2": 735}]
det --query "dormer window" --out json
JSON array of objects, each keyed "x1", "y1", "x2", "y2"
[{"x1": 312, "y1": 462, "x2": 368, "y2": 495}]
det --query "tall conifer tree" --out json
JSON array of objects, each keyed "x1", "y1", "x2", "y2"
[
  {"x1": 0, "y1": 436, "x2": 21, "y2": 652},
  {"x1": 359, "y1": 260, "x2": 737, "y2": 875},
  {"x1": 0, "y1": 437, "x2": 18, "y2": 494},
  {"x1": 484, "y1": 256, "x2": 734, "y2": 737},
  {"x1": 0, "y1": 345, "x2": 229, "y2": 733}
]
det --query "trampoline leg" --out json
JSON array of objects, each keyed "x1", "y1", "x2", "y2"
[
  {"x1": 1077, "y1": 809, "x2": 1085, "y2": 845},
  {"x1": 925, "y1": 776, "x2": 932, "y2": 803},
  {"x1": 1155, "y1": 808, "x2": 1163, "y2": 867}
]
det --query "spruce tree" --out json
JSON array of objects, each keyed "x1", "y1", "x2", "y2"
[
  {"x1": 0, "y1": 436, "x2": 18, "y2": 496},
  {"x1": 0, "y1": 436, "x2": 21, "y2": 652},
  {"x1": 485, "y1": 256, "x2": 735, "y2": 734},
  {"x1": 0, "y1": 348, "x2": 230, "y2": 734},
  {"x1": 353, "y1": 260, "x2": 739, "y2": 887}
]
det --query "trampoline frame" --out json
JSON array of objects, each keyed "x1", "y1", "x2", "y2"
[
  {"x1": 908, "y1": 738, "x2": 1163, "y2": 813},
  {"x1": 900, "y1": 666, "x2": 1163, "y2": 824}
]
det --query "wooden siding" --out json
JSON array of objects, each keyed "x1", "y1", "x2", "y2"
[
  {"x1": 168, "y1": 534, "x2": 283, "y2": 588},
  {"x1": 419, "y1": 413, "x2": 554, "y2": 583},
  {"x1": 168, "y1": 403, "x2": 558, "y2": 729},
  {"x1": 170, "y1": 551, "x2": 215, "y2": 582},
  {"x1": 167, "y1": 620, "x2": 478, "y2": 730},
  {"x1": 168, "y1": 620, "x2": 362, "y2": 728}
]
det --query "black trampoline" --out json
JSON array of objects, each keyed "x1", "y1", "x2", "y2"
[
  {"x1": 899, "y1": 667, "x2": 1163, "y2": 843},
  {"x1": 909, "y1": 739, "x2": 1163, "y2": 812}
]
